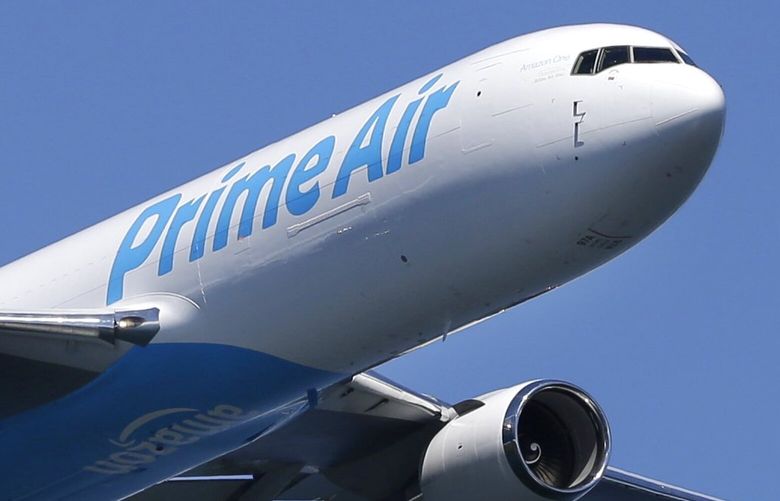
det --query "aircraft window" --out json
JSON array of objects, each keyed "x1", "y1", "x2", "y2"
[
  {"x1": 633, "y1": 47, "x2": 679, "y2": 64},
  {"x1": 678, "y1": 51, "x2": 697, "y2": 67},
  {"x1": 572, "y1": 49, "x2": 599, "y2": 75},
  {"x1": 598, "y1": 46, "x2": 630, "y2": 72}
]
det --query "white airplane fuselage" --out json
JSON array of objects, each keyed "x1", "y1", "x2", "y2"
[{"x1": 0, "y1": 24, "x2": 724, "y2": 499}]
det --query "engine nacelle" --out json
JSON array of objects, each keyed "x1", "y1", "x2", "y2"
[{"x1": 420, "y1": 380, "x2": 610, "y2": 501}]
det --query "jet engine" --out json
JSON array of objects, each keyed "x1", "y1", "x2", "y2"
[{"x1": 420, "y1": 380, "x2": 610, "y2": 501}]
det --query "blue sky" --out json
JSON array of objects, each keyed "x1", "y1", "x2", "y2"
[{"x1": 0, "y1": 2, "x2": 775, "y2": 500}]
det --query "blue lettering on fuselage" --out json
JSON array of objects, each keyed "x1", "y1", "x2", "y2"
[{"x1": 107, "y1": 74, "x2": 460, "y2": 305}]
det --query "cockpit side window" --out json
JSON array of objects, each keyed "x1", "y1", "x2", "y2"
[
  {"x1": 598, "y1": 46, "x2": 630, "y2": 72},
  {"x1": 633, "y1": 47, "x2": 679, "y2": 63},
  {"x1": 572, "y1": 49, "x2": 599, "y2": 75},
  {"x1": 677, "y1": 50, "x2": 697, "y2": 67}
]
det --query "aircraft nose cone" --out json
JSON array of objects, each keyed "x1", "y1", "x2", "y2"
[
  {"x1": 655, "y1": 68, "x2": 725, "y2": 140},
  {"x1": 653, "y1": 68, "x2": 726, "y2": 184},
  {"x1": 696, "y1": 72, "x2": 726, "y2": 128},
  {"x1": 661, "y1": 69, "x2": 725, "y2": 130}
]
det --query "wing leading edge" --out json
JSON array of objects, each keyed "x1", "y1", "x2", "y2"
[{"x1": 592, "y1": 468, "x2": 723, "y2": 501}]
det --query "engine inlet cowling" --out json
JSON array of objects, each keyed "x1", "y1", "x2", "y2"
[
  {"x1": 503, "y1": 381, "x2": 610, "y2": 497},
  {"x1": 420, "y1": 380, "x2": 610, "y2": 501}
]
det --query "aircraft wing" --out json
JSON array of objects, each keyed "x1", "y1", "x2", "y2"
[{"x1": 131, "y1": 372, "x2": 722, "y2": 501}]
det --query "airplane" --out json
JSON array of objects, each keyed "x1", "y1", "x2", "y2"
[{"x1": 0, "y1": 23, "x2": 725, "y2": 500}]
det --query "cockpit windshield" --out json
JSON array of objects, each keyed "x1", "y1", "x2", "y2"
[
  {"x1": 633, "y1": 47, "x2": 678, "y2": 63},
  {"x1": 600, "y1": 46, "x2": 630, "y2": 71},
  {"x1": 571, "y1": 45, "x2": 695, "y2": 75}
]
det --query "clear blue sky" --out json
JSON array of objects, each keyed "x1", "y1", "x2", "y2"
[{"x1": 0, "y1": 2, "x2": 775, "y2": 500}]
